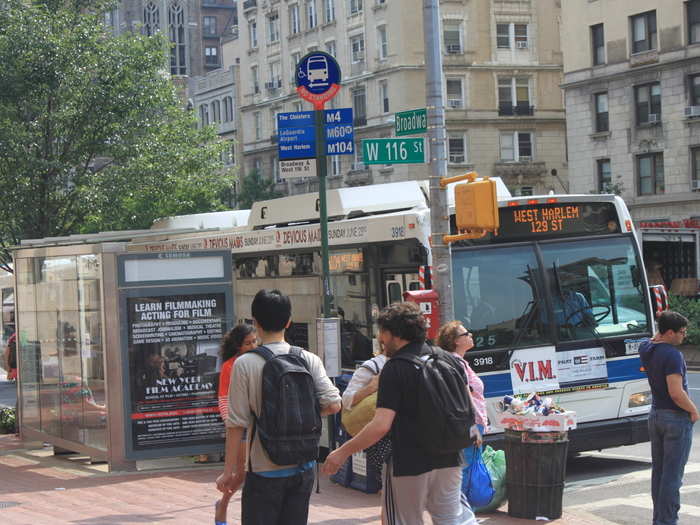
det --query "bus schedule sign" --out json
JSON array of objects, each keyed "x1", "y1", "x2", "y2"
[{"x1": 497, "y1": 202, "x2": 619, "y2": 240}]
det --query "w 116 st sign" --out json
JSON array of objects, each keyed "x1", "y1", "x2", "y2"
[{"x1": 362, "y1": 138, "x2": 425, "y2": 165}]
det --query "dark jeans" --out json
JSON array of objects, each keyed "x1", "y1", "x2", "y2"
[
  {"x1": 241, "y1": 468, "x2": 315, "y2": 525},
  {"x1": 648, "y1": 408, "x2": 694, "y2": 525}
]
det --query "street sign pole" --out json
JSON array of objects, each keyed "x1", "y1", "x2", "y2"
[{"x1": 315, "y1": 108, "x2": 331, "y2": 318}]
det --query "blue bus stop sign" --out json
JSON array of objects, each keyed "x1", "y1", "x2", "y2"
[{"x1": 295, "y1": 51, "x2": 342, "y2": 109}]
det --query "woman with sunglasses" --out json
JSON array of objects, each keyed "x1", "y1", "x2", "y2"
[{"x1": 437, "y1": 322, "x2": 488, "y2": 458}]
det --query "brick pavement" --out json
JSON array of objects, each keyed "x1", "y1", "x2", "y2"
[{"x1": 0, "y1": 435, "x2": 616, "y2": 525}]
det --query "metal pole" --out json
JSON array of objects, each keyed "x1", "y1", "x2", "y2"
[
  {"x1": 315, "y1": 108, "x2": 331, "y2": 318},
  {"x1": 423, "y1": 0, "x2": 453, "y2": 323}
]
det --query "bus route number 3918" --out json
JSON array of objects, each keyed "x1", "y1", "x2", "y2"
[{"x1": 472, "y1": 356, "x2": 494, "y2": 367}]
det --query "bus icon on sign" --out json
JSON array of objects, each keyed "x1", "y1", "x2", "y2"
[{"x1": 307, "y1": 56, "x2": 329, "y2": 86}]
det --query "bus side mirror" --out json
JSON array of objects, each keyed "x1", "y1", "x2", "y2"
[
  {"x1": 630, "y1": 265, "x2": 641, "y2": 288},
  {"x1": 649, "y1": 285, "x2": 668, "y2": 318}
]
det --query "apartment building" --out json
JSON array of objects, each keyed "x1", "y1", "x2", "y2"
[
  {"x1": 562, "y1": 0, "x2": 700, "y2": 284},
  {"x1": 106, "y1": 0, "x2": 237, "y2": 79},
  {"x1": 222, "y1": 0, "x2": 567, "y2": 197}
]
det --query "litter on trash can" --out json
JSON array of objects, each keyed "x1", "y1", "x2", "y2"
[{"x1": 495, "y1": 393, "x2": 576, "y2": 432}]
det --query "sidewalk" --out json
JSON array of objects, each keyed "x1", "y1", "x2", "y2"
[{"x1": 0, "y1": 435, "x2": 617, "y2": 525}]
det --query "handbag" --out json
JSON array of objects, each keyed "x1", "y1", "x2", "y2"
[
  {"x1": 462, "y1": 446, "x2": 496, "y2": 508},
  {"x1": 341, "y1": 391, "x2": 377, "y2": 436}
]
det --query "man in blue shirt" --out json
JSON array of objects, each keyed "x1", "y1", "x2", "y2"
[{"x1": 639, "y1": 311, "x2": 698, "y2": 525}]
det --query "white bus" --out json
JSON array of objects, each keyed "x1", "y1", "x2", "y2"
[{"x1": 451, "y1": 193, "x2": 653, "y2": 452}]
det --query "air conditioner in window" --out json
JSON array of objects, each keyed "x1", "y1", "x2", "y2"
[
  {"x1": 449, "y1": 155, "x2": 465, "y2": 164},
  {"x1": 648, "y1": 113, "x2": 660, "y2": 123},
  {"x1": 693, "y1": 180, "x2": 700, "y2": 190},
  {"x1": 686, "y1": 106, "x2": 700, "y2": 118},
  {"x1": 516, "y1": 40, "x2": 529, "y2": 49},
  {"x1": 446, "y1": 44, "x2": 462, "y2": 54},
  {"x1": 448, "y1": 99, "x2": 462, "y2": 108},
  {"x1": 518, "y1": 155, "x2": 532, "y2": 162}
]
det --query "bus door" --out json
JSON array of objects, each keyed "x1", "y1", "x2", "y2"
[{"x1": 382, "y1": 270, "x2": 421, "y2": 306}]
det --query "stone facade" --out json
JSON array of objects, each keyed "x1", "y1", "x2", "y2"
[
  {"x1": 562, "y1": 0, "x2": 700, "y2": 222},
  {"x1": 221, "y1": 0, "x2": 567, "y2": 197}
]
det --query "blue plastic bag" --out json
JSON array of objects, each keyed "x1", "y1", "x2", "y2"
[{"x1": 462, "y1": 447, "x2": 496, "y2": 508}]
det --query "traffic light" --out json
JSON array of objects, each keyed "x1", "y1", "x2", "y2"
[{"x1": 454, "y1": 177, "x2": 499, "y2": 232}]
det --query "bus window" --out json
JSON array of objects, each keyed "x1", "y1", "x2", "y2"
[
  {"x1": 452, "y1": 246, "x2": 547, "y2": 351},
  {"x1": 386, "y1": 280, "x2": 402, "y2": 304},
  {"x1": 539, "y1": 237, "x2": 648, "y2": 341},
  {"x1": 407, "y1": 279, "x2": 421, "y2": 291}
]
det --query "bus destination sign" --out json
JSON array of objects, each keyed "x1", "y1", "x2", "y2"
[{"x1": 492, "y1": 202, "x2": 619, "y2": 241}]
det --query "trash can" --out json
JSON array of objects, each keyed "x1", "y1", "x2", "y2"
[
  {"x1": 504, "y1": 429, "x2": 568, "y2": 519},
  {"x1": 348, "y1": 450, "x2": 381, "y2": 494}
]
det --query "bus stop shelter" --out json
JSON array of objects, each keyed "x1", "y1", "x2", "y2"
[{"x1": 12, "y1": 230, "x2": 235, "y2": 471}]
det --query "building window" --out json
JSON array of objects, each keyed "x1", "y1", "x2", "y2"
[
  {"x1": 307, "y1": 0, "x2": 317, "y2": 29},
  {"x1": 349, "y1": 0, "x2": 363, "y2": 16},
  {"x1": 446, "y1": 77, "x2": 463, "y2": 108},
  {"x1": 323, "y1": 0, "x2": 335, "y2": 24},
  {"x1": 497, "y1": 76, "x2": 531, "y2": 115},
  {"x1": 203, "y1": 16, "x2": 217, "y2": 36},
  {"x1": 597, "y1": 159, "x2": 611, "y2": 192},
  {"x1": 690, "y1": 74, "x2": 700, "y2": 106},
  {"x1": 223, "y1": 96, "x2": 234, "y2": 122},
  {"x1": 331, "y1": 155, "x2": 341, "y2": 177},
  {"x1": 443, "y1": 21, "x2": 462, "y2": 54},
  {"x1": 448, "y1": 135, "x2": 466, "y2": 164},
  {"x1": 290, "y1": 4, "x2": 301, "y2": 34},
  {"x1": 689, "y1": 0, "x2": 700, "y2": 44},
  {"x1": 591, "y1": 24, "x2": 605, "y2": 65},
  {"x1": 248, "y1": 19, "x2": 258, "y2": 48},
  {"x1": 291, "y1": 52, "x2": 301, "y2": 82},
  {"x1": 594, "y1": 92, "x2": 609, "y2": 132},
  {"x1": 268, "y1": 61, "x2": 281, "y2": 90},
  {"x1": 692, "y1": 147, "x2": 700, "y2": 190},
  {"x1": 169, "y1": 1, "x2": 186, "y2": 75},
  {"x1": 253, "y1": 158, "x2": 263, "y2": 175},
  {"x1": 325, "y1": 40, "x2": 336, "y2": 57},
  {"x1": 143, "y1": 2, "x2": 160, "y2": 36},
  {"x1": 293, "y1": 101, "x2": 303, "y2": 113},
  {"x1": 631, "y1": 10, "x2": 657, "y2": 54},
  {"x1": 379, "y1": 81, "x2": 389, "y2": 113},
  {"x1": 496, "y1": 23, "x2": 528, "y2": 49},
  {"x1": 205, "y1": 46, "x2": 219, "y2": 66},
  {"x1": 251, "y1": 65, "x2": 260, "y2": 94},
  {"x1": 199, "y1": 104, "x2": 209, "y2": 126},
  {"x1": 254, "y1": 111, "x2": 262, "y2": 140},
  {"x1": 518, "y1": 186, "x2": 534, "y2": 197},
  {"x1": 637, "y1": 152, "x2": 664, "y2": 195},
  {"x1": 500, "y1": 131, "x2": 533, "y2": 161},
  {"x1": 351, "y1": 34, "x2": 365, "y2": 63},
  {"x1": 378, "y1": 25, "x2": 388, "y2": 59},
  {"x1": 268, "y1": 11, "x2": 280, "y2": 43},
  {"x1": 352, "y1": 87, "x2": 367, "y2": 125},
  {"x1": 635, "y1": 83, "x2": 661, "y2": 125},
  {"x1": 210, "y1": 100, "x2": 221, "y2": 123}
]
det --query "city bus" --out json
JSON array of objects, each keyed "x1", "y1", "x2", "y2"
[{"x1": 451, "y1": 193, "x2": 654, "y2": 452}]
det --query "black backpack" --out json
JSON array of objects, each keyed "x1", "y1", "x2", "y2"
[
  {"x1": 250, "y1": 345, "x2": 322, "y2": 466},
  {"x1": 393, "y1": 346, "x2": 474, "y2": 455}
]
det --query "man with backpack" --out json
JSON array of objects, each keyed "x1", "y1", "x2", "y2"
[
  {"x1": 216, "y1": 289, "x2": 341, "y2": 525},
  {"x1": 323, "y1": 302, "x2": 481, "y2": 525}
]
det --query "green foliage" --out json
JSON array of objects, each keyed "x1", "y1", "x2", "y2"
[
  {"x1": 667, "y1": 294, "x2": 700, "y2": 345},
  {"x1": 0, "y1": 407, "x2": 16, "y2": 434},
  {"x1": 0, "y1": 1, "x2": 234, "y2": 270},
  {"x1": 590, "y1": 176, "x2": 625, "y2": 196},
  {"x1": 236, "y1": 170, "x2": 282, "y2": 210}
]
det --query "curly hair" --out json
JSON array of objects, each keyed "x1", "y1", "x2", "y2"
[
  {"x1": 437, "y1": 320, "x2": 464, "y2": 353},
  {"x1": 376, "y1": 302, "x2": 426, "y2": 343},
  {"x1": 220, "y1": 323, "x2": 256, "y2": 361}
]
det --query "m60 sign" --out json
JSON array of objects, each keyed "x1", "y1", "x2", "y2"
[{"x1": 362, "y1": 138, "x2": 425, "y2": 165}]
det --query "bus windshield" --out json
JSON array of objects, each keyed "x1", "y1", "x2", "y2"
[{"x1": 452, "y1": 236, "x2": 649, "y2": 351}]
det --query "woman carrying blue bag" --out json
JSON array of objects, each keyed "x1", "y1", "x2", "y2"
[{"x1": 438, "y1": 322, "x2": 495, "y2": 510}]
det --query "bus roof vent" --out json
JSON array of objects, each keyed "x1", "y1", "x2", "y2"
[{"x1": 249, "y1": 181, "x2": 429, "y2": 228}]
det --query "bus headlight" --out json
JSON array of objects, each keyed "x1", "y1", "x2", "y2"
[{"x1": 628, "y1": 391, "x2": 652, "y2": 408}]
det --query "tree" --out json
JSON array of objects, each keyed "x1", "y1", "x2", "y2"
[
  {"x1": 236, "y1": 170, "x2": 283, "y2": 210},
  {"x1": 0, "y1": 1, "x2": 234, "y2": 271}
]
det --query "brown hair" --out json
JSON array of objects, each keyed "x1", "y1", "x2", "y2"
[
  {"x1": 437, "y1": 321, "x2": 465, "y2": 353},
  {"x1": 376, "y1": 302, "x2": 426, "y2": 343}
]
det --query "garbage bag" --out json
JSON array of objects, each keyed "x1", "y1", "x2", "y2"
[
  {"x1": 461, "y1": 447, "x2": 496, "y2": 508},
  {"x1": 474, "y1": 445, "x2": 507, "y2": 513}
]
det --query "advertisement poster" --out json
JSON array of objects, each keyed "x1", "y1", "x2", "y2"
[
  {"x1": 556, "y1": 347, "x2": 608, "y2": 392},
  {"x1": 127, "y1": 293, "x2": 226, "y2": 451},
  {"x1": 509, "y1": 346, "x2": 560, "y2": 394}
]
